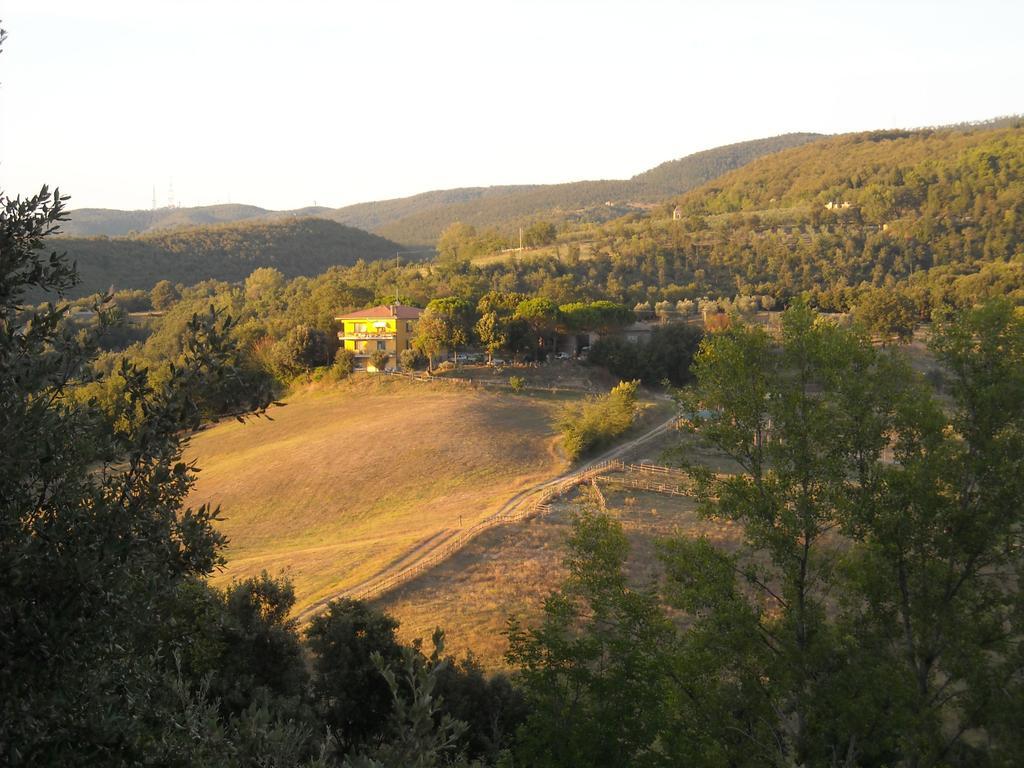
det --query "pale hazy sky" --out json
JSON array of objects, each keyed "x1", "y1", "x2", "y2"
[{"x1": 1, "y1": 0, "x2": 1021, "y2": 211}]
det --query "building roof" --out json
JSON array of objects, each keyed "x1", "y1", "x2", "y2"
[{"x1": 335, "y1": 303, "x2": 423, "y2": 321}]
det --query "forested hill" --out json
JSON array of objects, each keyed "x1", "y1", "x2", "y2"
[
  {"x1": 626, "y1": 133, "x2": 825, "y2": 197},
  {"x1": 54, "y1": 217, "x2": 401, "y2": 298},
  {"x1": 670, "y1": 122, "x2": 1024, "y2": 218},
  {"x1": 61, "y1": 133, "x2": 823, "y2": 244},
  {"x1": 568, "y1": 120, "x2": 1024, "y2": 312},
  {"x1": 326, "y1": 133, "x2": 824, "y2": 244},
  {"x1": 61, "y1": 203, "x2": 335, "y2": 238}
]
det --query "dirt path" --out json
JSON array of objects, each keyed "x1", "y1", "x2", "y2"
[{"x1": 297, "y1": 404, "x2": 677, "y2": 622}]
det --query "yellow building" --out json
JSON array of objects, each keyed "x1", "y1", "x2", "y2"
[{"x1": 335, "y1": 303, "x2": 423, "y2": 371}]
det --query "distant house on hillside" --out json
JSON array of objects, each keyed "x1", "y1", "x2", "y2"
[
  {"x1": 335, "y1": 303, "x2": 423, "y2": 371},
  {"x1": 580, "y1": 321, "x2": 656, "y2": 352}
]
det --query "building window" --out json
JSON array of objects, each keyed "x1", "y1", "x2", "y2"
[
  {"x1": 406, "y1": 321, "x2": 413, "y2": 333},
  {"x1": 376, "y1": 340, "x2": 387, "y2": 351}
]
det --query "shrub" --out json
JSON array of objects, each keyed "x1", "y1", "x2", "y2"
[
  {"x1": 557, "y1": 380, "x2": 639, "y2": 460},
  {"x1": 333, "y1": 347, "x2": 356, "y2": 379},
  {"x1": 399, "y1": 347, "x2": 424, "y2": 371},
  {"x1": 368, "y1": 349, "x2": 390, "y2": 372},
  {"x1": 508, "y1": 375, "x2": 526, "y2": 392},
  {"x1": 273, "y1": 325, "x2": 330, "y2": 378},
  {"x1": 150, "y1": 279, "x2": 179, "y2": 311}
]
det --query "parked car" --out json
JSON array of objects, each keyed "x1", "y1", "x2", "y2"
[
  {"x1": 489, "y1": 358, "x2": 506, "y2": 366},
  {"x1": 555, "y1": 352, "x2": 570, "y2": 360}
]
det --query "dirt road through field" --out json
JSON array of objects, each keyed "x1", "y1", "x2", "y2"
[{"x1": 297, "y1": 404, "x2": 677, "y2": 621}]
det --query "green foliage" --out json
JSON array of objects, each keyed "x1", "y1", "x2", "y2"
[
  {"x1": 369, "y1": 348, "x2": 390, "y2": 371},
  {"x1": 676, "y1": 300, "x2": 1024, "y2": 766},
  {"x1": 211, "y1": 574, "x2": 310, "y2": 718},
  {"x1": 853, "y1": 286, "x2": 919, "y2": 341},
  {"x1": 415, "y1": 296, "x2": 474, "y2": 368},
  {"x1": 245, "y1": 266, "x2": 286, "y2": 305},
  {"x1": 150, "y1": 278, "x2": 179, "y2": 310},
  {"x1": 272, "y1": 324, "x2": 331, "y2": 378},
  {"x1": 556, "y1": 380, "x2": 639, "y2": 460},
  {"x1": 334, "y1": 347, "x2": 357, "y2": 378},
  {"x1": 0, "y1": 182, "x2": 280, "y2": 763},
  {"x1": 399, "y1": 347, "x2": 424, "y2": 371},
  {"x1": 432, "y1": 654, "x2": 527, "y2": 764},
  {"x1": 513, "y1": 299, "x2": 1024, "y2": 767},
  {"x1": 113, "y1": 287, "x2": 153, "y2": 311},
  {"x1": 507, "y1": 375, "x2": 525, "y2": 392},
  {"x1": 589, "y1": 322, "x2": 703, "y2": 386},
  {"x1": 437, "y1": 222, "x2": 509, "y2": 269},
  {"x1": 306, "y1": 599, "x2": 406, "y2": 753},
  {"x1": 522, "y1": 220, "x2": 557, "y2": 247},
  {"x1": 506, "y1": 510, "x2": 681, "y2": 768},
  {"x1": 558, "y1": 300, "x2": 634, "y2": 332},
  {"x1": 514, "y1": 296, "x2": 561, "y2": 357},
  {"x1": 475, "y1": 291, "x2": 530, "y2": 362},
  {"x1": 342, "y1": 631, "x2": 475, "y2": 768}
]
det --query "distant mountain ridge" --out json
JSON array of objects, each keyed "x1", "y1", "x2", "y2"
[
  {"x1": 53, "y1": 218, "x2": 401, "y2": 298},
  {"x1": 61, "y1": 133, "x2": 825, "y2": 245},
  {"x1": 63, "y1": 204, "x2": 335, "y2": 239}
]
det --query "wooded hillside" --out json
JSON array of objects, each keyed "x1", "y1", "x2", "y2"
[
  {"x1": 53, "y1": 217, "x2": 400, "y2": 297},
  {"x1": 61, "y1": 133, "x2": 822, "y2": 245}
]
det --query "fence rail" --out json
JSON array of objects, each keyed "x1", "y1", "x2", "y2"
[
  {"x1": 601, "y1": 475, "x2": 690, "y2": 496},
  {"x1": 601, "y1": 459, "x2": 692, "y2": 496}
]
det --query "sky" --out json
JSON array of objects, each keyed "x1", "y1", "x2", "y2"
[{"x1": 1, "y1": 0, "x2": 1022, "y2": 212}]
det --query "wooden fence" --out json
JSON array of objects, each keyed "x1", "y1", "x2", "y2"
[{"x1": 599, "y1": 459, "x2": 692, "y2": 496}]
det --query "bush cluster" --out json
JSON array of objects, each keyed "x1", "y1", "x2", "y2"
[{"x1": 557, "y1": 379, "x2": 639, "y2": 460}]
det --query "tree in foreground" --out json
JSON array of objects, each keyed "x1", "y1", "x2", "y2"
[
  {"x1": 677, "y1": 300, "x2": 1024, "y2": 766},
  {"x1": 0, "y1": 183, "x2": 323, "y2": 764},
  {"x1": 511, "y1": 301, "x2": 1024, "y2": 767}
]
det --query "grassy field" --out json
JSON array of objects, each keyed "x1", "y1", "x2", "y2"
[
  {"x1": 376, "y1": 428, "x2": 744, "y2": 667},
  {"x1": 186, "y1": 377, "x2": 568, "y2": 615}
]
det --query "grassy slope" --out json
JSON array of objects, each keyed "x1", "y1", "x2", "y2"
[
  {"x1": 379, "y1": 485, "x2": 744, "y2": 668},
  {"x1": 186, "y1": 378, "x2": 567, "y2": 615},
  {"x1": 376, "y1": 425, "x2": 745, "y2": 666}
]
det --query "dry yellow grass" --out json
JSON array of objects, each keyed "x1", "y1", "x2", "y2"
[
  {"x1": 377, "y1": 468, "x2": 745, "y2": 669},
  {"x1": 186, "y1": 377, "x2": 567, "y2": 614}
]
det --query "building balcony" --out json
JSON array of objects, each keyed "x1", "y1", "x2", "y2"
[{"x1": 338, "y1": 331, "x2": 397, "y2": 340}]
